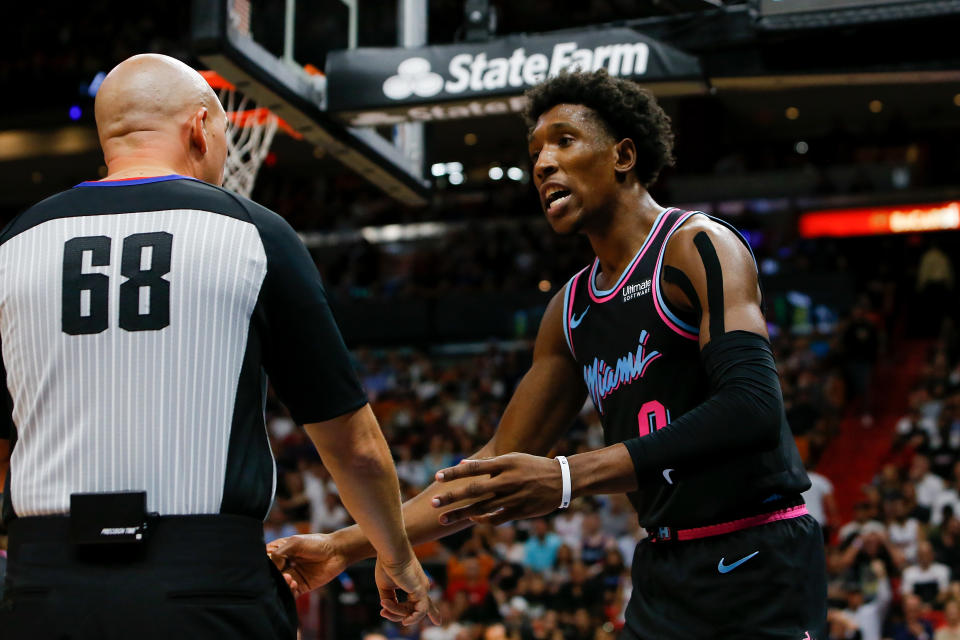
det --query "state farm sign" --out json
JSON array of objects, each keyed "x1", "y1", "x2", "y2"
[{"x1": 326, "y1": 28, "x2": 702, "y2": 126}]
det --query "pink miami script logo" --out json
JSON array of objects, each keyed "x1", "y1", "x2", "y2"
[{"x1": 583, "y1": 330, "x2": 661, "y2": 414}]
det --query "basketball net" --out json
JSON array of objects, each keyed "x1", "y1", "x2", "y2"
[{"x1": 200, "y1": 70, "x2": 300, "y2": 198}]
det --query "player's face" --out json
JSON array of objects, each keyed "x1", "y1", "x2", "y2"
[{"x1": 528, "y1": 103, "x2": 619, "y2": 235}]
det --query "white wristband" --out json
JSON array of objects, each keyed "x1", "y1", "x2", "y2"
[{"x1": 556, "y1": 455, "x2": 571, "y2": 510}]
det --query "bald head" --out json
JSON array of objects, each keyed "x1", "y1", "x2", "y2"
[{"x1": 95, "y1": 54, "x2": 227, "y2": 185}]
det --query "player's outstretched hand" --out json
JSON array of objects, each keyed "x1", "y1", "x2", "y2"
[
  {"x1": 431, "y1": 453, "x2": 563, "y2": 526},
  {"x1": 266, "y1": 533, "x2": 350, "y2": 597},
  {"x1": 376, "y1": 554, "x2": 441, "y2": 627}
]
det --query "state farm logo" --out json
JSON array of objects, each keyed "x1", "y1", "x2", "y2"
[
  {"x1": 383, "y1": 58, "x2": 444, "y2": 100},
  {"x1": 382, "y1": 41, "x2": 649, "y2": 101}
]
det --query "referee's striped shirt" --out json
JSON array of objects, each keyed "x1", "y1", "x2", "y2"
[{"x1": 0, "y1": 175, "x2": 367, "y2": 524}]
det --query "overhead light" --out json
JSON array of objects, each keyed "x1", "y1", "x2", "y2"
[
  {"x1": 431, "y1": 163, "x2": 446, "y2": 177},
  {"x1": 464, "y1": 133, "x2": 477, "y2": 145},
  {"x1": 87, "y1": 71, "x2": 107, "y2": 97},
  {"x1": 785, "y1": 107, "x2": 799, "y2": 120},
  {"x1": 488, "y1": 166, "x2": 504, "y2": 180},
  {"x1": 448, "y1": 172, "x2": 464, "y2": 185},
  {"x1": 869, "y1": 100, "x2": 883, "y2": 113},
  {"x1": 69, "y1": 106, "x2": 82, "y2": 121},
  {"x1": 507, "y1": 166, "x2": 523, "y2": 181},
  {"x1": 538, "y1": 280, "x2": 551, "y2": 292},
  {"x1": 953, "y1": 94, "x2": 960, "y2": 107},
  {"x1": 445, "y1": 161, "x2": 464, "y2": 174},
  {"x1": 795, "y1": 141, "x2": 809, "y2": 155}
]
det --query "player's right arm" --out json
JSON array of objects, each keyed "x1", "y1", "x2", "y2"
[{"x1": 268, "y1": 290, "x2": 586, "y2": 595}]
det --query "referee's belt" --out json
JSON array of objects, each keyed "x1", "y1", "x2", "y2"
[{"x1": 645, "y1": 496, "x2": 807, "y2": 543}]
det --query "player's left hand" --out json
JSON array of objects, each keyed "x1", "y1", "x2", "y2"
[{"x1": 431, "y1": 453, "x2": 563, "y2": 526}]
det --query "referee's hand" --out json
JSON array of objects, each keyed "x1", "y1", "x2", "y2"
[
  {"x1": 376, "y1": 553, "x2": 441, "y2": 627},
  {"x1": 267, "y1": 533, "x2": 350, "y2": 597}
]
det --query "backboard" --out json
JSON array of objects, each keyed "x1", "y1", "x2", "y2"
[{"x1": 191, "y1": 0, "x2": 431, "y2": 206}]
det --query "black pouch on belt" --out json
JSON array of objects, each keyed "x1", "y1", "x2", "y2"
[{"x1": 69, "y1": 491, "x2": 149, "y2": 546}]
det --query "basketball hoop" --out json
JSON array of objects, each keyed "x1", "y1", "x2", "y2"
[{"x1": 200, "y1": 70, "x2": 301, "y2": 198}]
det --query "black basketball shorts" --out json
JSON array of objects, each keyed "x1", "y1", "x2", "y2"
[{"x1": 623, "y1": 514, "x2": 826, "y2": 640}]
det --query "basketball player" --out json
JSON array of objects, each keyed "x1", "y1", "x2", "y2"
[
  {"x1": 270, "y1": 70, "x2": 826, "y2": 638},
  {"x1": 0, "y1": 54, "x2": 436, "y2": 638}
]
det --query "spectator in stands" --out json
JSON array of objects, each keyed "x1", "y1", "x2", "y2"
[
  {"x1": 902, "y1": 541, "x2": 951, "y2": 607},
  {"x1": 553, "y1": 502, "x2": 585, "y2": 550},
  {"x1": 842, "y1": 300, "x2": 880, "y2": 423},
  {"x1": 804, "y1": 462, "x2": 839, "y2": 539},
  {"x1": 395, "y1": 443, "x2": 430, "y2": 489},
  {"x1": 933, "y1": 515, "x2": 960, "y2": 579},
  {"x1": 885, "y1": 492, "x2": 922, "y2": 563},
  {"x1": 579, "y1": 512, "x2": 613, "y2": 566},
  {"x1": 916, "y1": 241, "x2": 955, "y2": 337},
  {"x1": 545, "y1": 544, "x2": 576, "y2": 588},
  {"x1": 898, "y1": 406, "x2": 938, "y2": 451},
  {"x1": 445, "y1": 555, "x2": 492, "y2": 611},
  {"x1": 902, "y1": 482, "x2": 932, "y2": 524},
  {"x1": 826, "y1": 608, "x2": 861, "y2": 640},
  {"x1": 841, "y1": 522, "x2": 904, "y2": 587},
  {"x1": 263, "y1": 504, "x2": 298, "y2": 544},
  {"x1": 276, "y1": 469, "x2": 311, "y2": 522},
  {"x1": 932, "y1": 463, "x2": 960, "y2": 527},
  {"x1": 911, "y1": 454, "x2": 946, "y2": 512},
  {"x1": 493, "y1": 524, "x2": 527, "y2": 565},
  {"x1": 598, "y1": 495, "x2": 634, "y2": 539},
  {"x1": 523, "y1": 518, "x2": 562, "y2": 572},
  {"x1": 839, "y1": 501, "x2": 884, "y2": 549},
  {"x1": 421, "y1": 601, "x2": 464, "y2": 640},
  {"x1": 891, "y1": 594, "x2": 935, "y2": 640},
  {"x1": 617, "y1": 517, "x2": 646, "y2": 567},
  {"x1": 553, "y1": 562, "x2": 601, "y2": 614},
  {"x1": 842, "y1": 559, "x2": 891, "y2": 640},
  {"x1": 313, "y1": 490, "x2": 350, "y2": 533},
  {"x1": 936, "y1": 600, "x2": 960, "y2": 640},
  {"x1": 423, "y1": 434, "x2": 454, "y2": 479}
]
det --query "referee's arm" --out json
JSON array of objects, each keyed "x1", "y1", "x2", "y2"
[
  {"x1": 252, "y1": 205, "x2": 437, "y2": 623},
  {"x1": 303, "y1": 405, "x2": 410, "y2": 566}
]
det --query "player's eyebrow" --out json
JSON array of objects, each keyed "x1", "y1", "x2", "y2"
[{"x1": 528, "y1": 121, "x2": 576, "y2": 143}]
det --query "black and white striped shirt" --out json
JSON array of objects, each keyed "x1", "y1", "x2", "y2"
[{"x1": 0, "y1": 175, "x2": 366, "y2": 522}]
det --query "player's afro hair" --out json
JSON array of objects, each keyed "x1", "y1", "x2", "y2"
[{"x1": 523, "y1": 69, "x2": 675, "y2": 188}]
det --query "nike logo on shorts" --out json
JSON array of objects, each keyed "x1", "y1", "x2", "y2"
[
  {"x1": 717, "y1": 550, "x2": 759, "y2": 574},
  {"x1": 570, "y1": 305, "x2": 590, "y2": 329}
]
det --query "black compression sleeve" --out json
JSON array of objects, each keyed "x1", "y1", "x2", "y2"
[{"x1": 622, "y1": 330, "x2": 783, "y2": 478}]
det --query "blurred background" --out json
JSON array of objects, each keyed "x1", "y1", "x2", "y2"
[{"x1": 4, "y1": 2, "x2": 960, "y2": 639}]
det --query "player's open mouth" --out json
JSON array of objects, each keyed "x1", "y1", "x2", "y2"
[{"x1": 545, "y1": 189, "x2": 571, "y2": 212}]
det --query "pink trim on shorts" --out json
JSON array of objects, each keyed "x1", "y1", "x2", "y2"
[
  {"x1": 587, "y1": 209, "x2": 674, "y2": 304},
  {"x1": 675, "y1": 504, "x2": 809, "y2": 542}
]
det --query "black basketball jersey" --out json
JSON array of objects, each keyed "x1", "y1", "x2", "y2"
[{"x1": 562, "y1": 207, "x2": 809, "y2": 528}]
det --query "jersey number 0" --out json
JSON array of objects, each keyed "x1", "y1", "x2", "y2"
[{"x1": 61, "y1": 232, "x2": 173, "y2": 335}]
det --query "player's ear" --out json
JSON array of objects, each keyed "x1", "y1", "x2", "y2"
[
  {"x1": 189, "y1": 107, "x2": 209, "y2": 156},
  {"x1": 613, "y1": 138, "x2": 636, "y2": 176}
]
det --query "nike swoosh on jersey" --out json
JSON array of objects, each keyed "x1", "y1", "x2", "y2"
[
  {"x1": 662, "y1": 468, "x2": 675, "y2": 484},
  {"x1": 717, "y1": 551, "x2": 759, "y2": 574},
  {"x1": 570, "y1": 305, "x2": 590, "y2": 329}
]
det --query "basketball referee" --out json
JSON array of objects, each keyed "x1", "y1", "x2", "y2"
[{"x1": 0, "y1": 54, "x2": 437, "y2": 639}]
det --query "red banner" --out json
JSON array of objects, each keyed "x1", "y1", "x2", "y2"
[{"x1": 799, "y1": 202, "x2": 960, "y2": 238}]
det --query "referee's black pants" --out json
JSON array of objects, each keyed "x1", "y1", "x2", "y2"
[{"x1": 1, "y1": 514, "x2": 298, "y2": 639}]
